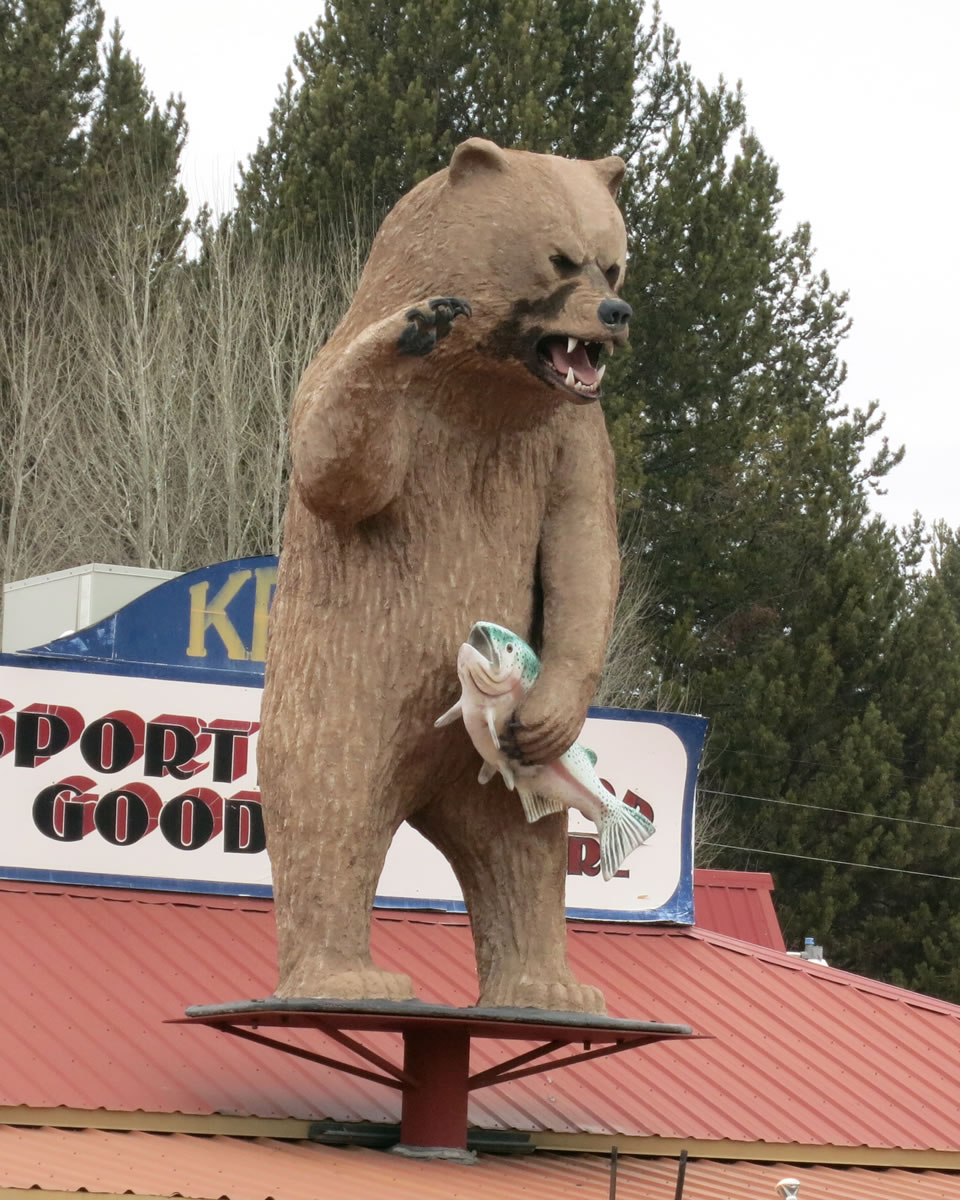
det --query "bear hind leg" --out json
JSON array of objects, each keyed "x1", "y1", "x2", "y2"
[
  {"x1": 264, "y1": 771, "x2": 414, "y2": 1003},
  {"x1": 410, "y1": 779, "x2": 605, "y2": 1014}
]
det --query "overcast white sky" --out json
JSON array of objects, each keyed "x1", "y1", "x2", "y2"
[{"x1": 102, "y1": 0, "x2": 959, "y2": 537}]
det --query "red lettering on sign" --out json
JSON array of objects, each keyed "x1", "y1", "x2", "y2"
[
  {"x1": 566, "y1": 834, "x2": 629, "y2": 878},
  {"x1": 16, "y1": 704, "x2": 85, "y2": 768},
  {"x1": 159, "y1": 787, "x2": 222, "y2": 850},
  {"x1": 0, "y1": 699, "x2": 14, "y2": 759},
  {"x1": 94, "y1": 782, "x2": 162, "y2": 845},
  {"x1": 33, "y1": 775, "x2": 97, "y2": 841},
  {"x1": 80, "y1": 710, "x2": 145, "y2": 774},
  {"x1": 623, "y1": 789, "x2": 655, "y2": 822},
  {"x1": 224, "y1": 789, "x2": 265, "y2": 854},
  {"x1": 201, "y1": 720, "x2": 260, "y2": 783},
  {"x1": 144, "y1": 714, "x2": 210, "y2": 779}
]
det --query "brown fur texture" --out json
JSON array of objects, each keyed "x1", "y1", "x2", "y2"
[{"x1": 259, "y1": 139, "x2": 628, "y2": 1013}]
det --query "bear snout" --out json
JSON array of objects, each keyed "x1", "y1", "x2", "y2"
[{"x1": 596, "y1": 297, "x2": 632, "y2": 331}]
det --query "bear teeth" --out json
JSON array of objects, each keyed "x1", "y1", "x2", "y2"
[
  {"x1": 565, "y1": 367, "x2": 576, "y2": 386},
  {"x1": 596, "y1": 364, "x2": 606, "y2": 383},
  {"x1": 567, "y1": 336, "x2": 579, "y2": 354}
]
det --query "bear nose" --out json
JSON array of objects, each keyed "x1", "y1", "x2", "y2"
[{"x1": 597, "y1": 297, "x2": 632, "y2": 330}]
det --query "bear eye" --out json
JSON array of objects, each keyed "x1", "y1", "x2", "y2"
[
  {"x1": 550, "y1": 253, "x2": 579, "y2": 275},
  {"x1": 604, "y1": 264, "x2": 621, "y2": 287}
]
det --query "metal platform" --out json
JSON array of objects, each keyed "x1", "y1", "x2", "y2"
[{"x1": 175, "y1": 997, "x2": 696, "y2": 1152}]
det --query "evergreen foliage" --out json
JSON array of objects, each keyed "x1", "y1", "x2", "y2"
[
  {"x1": 0, "y1": 0, "x2": 102, "y2": 225},
  {"x1": 0, "y1": 1, "x2": 186, "y2": 243},
  {"x1": 235, "y1": 0, "x2": 647, "y2": 236},
  {"x1": 604, "y1": 64, "x2": 960, "y2": 995},
  {"x1": 86, "y1": 22, "x2": 187, "y2": 239}
]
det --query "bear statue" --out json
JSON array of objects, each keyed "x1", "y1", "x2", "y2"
[{"x1": 258, "y1": 137, "x2": 631, "y2": 1014}]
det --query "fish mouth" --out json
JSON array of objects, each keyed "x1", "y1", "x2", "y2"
[
  {"x1": 535, "y1": 335, "x2": 609, "y2": 403},
  {"x1": 468, "y1": 623, "x2": 498, "y2": 670}
]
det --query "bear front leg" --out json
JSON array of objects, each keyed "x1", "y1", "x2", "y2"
[
  {"x1": 411, "y1": 778, "x2": 606, "y2": 1014},
  {"x1": 292, "y1": 297, "x2": 472, "y2": 524},
  {"x1": 507, "y1": 404, "x2": 620, "y2": 765}
]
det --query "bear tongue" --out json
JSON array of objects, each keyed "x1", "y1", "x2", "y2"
[{"x1": 548, "y1": 338, "x2": 598, "y2": 386}]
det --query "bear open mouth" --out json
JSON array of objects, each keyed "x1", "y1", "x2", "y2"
[{"x1": 537, "y1": 336, "x2": 607, "y2": 398}]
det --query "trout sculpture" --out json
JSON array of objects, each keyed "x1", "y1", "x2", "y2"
[{"x1": 436, "y1": 622, "x2": 654, "y2": 880}]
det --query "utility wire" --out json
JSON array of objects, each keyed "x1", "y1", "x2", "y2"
[
  {"x1": 705, "y1": 842, "x2": 960, "y2": 883},
  {"x1": 700, "y1": 787, "x2": 960, "y2": 833}
]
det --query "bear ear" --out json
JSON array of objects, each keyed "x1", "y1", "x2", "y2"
[
  {"x1": 592, "y1": 155, "x2": 627, "y2": 198},
  {"x1": 449, "y1": 138, "x2": 509, "y2": 186}
]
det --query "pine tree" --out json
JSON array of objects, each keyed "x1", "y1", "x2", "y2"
[
  {"x1": 592, "y1": 65, "x2": 960, "y2": 995},
  {"x1": 0, "y1": 4, "x2": 185, "y2": 241},
  {"x1": 235, "y1": 0, "x2": 649, "y2": 236},
  {"x1": 86, "y1": 22, "x2": 186, "y2": 200},
  {"x1": 85, "y1": 21, "x2": 188, "y2": 260},
  {"x1": 0, "y1": 0, "x2": 102, "y2": 230}
]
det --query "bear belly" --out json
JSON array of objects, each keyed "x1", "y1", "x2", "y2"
[{"x1": 264, "y1": 488, "x2": 544, "y2": 736}]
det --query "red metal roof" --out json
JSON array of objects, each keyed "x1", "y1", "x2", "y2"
[
  {"x1": 1, "y1": 1126, "x2": 957, "y2": 1200},
  {"x1": 692, "y1": 868, "x2": 785, "y2": 950},
  {"x1": 2, "y1": 878, "x2": 959, "y2": 1154}
]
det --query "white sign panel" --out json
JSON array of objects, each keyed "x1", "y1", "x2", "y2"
[{"x1": 0, "y1": 662, "x2": 703, "y2": 921}]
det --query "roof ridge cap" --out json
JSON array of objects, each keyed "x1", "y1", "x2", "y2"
[{"x1": 687, "y1": 924, "x2": 960, "y2": 1015}]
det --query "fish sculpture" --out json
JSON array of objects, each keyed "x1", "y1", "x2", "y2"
[{"x1": 435, "y1": 621, "x2": 655, "y2": 880}]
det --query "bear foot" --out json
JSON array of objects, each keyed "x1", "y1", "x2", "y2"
[
  {"x1": 397, "y1": 296, "x2": 472, "y2": 355},
  {"x1": 478, "y1": 972, "x2": 607, "y2": 1015},
  {"x1": 275, "y1": 963, "x2": 416, "y2": 1004}
]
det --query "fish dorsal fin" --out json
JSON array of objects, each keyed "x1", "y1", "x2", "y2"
[
  {"x1": 584, "y1": 747, "x2": 598, "y2": 767},
  {"x1": 516, "y1": 785, "x2": 567, "y2": 824}
]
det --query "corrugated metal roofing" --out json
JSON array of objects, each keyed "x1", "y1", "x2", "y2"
[
  {"x1": 3, "y1": 879, "x2": 960, "y2": 1154},
  {"x1": 692, "y1": 869, "x2": 785, "y2": 950},
  {"x1": 1, "y1": 1126, "x2": 957, "y2": 1200}
]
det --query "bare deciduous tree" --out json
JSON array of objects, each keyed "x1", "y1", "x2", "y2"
[{"x1": 0, "y1": 182, "x2": 368, "y2": 589}]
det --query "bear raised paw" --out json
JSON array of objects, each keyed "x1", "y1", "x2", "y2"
[{"x1": 258, "y1": 138, "x2": 629, "y2": 1014}]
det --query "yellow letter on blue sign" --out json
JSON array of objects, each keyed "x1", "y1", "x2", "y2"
[{"x1": 186, "y1": 570, "x2": 252, "y2": 660}]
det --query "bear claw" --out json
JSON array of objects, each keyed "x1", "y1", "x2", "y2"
[{"x1": 398, "y1": 296, "x2": 472, "y2": 355}]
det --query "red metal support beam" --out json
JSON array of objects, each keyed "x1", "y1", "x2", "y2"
[
  {"x1": 318, "y1": 1025, "x2": 416, "y2": 1086},
  {"x1": 467, "y1": 1040, "x2": 566, "y2": 1090},
  {"x1": 476, "y1": 1036, "x2": 652, "y2": 1088},
  {"x1": 215, "y1": 1023, "x2": 405, "y2": 1090},
  {"x1": 400, "y1": 1025, "x2": 471, "y2": 1149}
]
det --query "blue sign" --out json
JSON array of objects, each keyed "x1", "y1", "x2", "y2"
[{"x1": 10, "y1": 558, "x2": 278, "y2": 686}]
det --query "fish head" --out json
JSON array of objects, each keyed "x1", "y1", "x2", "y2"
[
  {"x1": 467, "y1": 622, "x2": 540, "y2": 689},
  {"x1": 456, "y1": 640, "x2": 522, "y2": 703}
]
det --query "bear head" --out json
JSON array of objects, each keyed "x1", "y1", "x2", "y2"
[{"x1": 344, "y1": 137, "x2": 631, "y2": 406}]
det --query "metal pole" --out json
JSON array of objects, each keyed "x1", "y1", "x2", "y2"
[
  {"x1": 608, "y1": 1145, "x2": 618, "y2": 1200},
  {"x1": 673, "y1": 1149, "x2": 688, "y2": 1200}
]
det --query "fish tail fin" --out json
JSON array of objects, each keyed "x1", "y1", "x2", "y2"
[
  {"x1": 516, "y1": 784, "x2": 567, "y2": 824},
  {"x1": 434, "y1": 700, "x2": 463, "y2": 728},
  {"x1": 598, "y1": 801, "x2": 655, "y2": 881}
]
